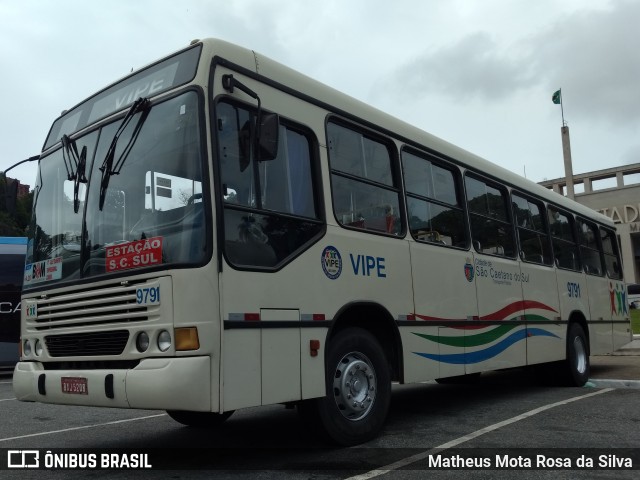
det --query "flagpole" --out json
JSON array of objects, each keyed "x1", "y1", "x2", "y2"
[{"x1": 552, "y1": 88, "x2": 574, "y2": 199}]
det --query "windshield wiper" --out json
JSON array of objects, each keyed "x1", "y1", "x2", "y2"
[
  {"x1": 99, "y1": 97, "x2": 151, "y2": 210},
  {"x1": 61, "y1": 134, "x2": 87, "y2": 213}
]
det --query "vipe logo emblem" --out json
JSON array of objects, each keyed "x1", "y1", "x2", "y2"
[
  {"x1": 8, "y1": 450, "x2": 40, "y2": 468},
  {"x1": 321, "y1": 246, "x2": 342, "y2": 280}
]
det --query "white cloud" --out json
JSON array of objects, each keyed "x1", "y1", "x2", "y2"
[{"x1": 1, "y1": 0, "x2": 639, "y2": 187}]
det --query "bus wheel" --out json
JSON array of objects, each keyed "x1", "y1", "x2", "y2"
[
  {"x1": 309, "y1": 327, "x2": 391, "y2": 446},
  {"x1": 563, "y1": 323, "x2": 589, "y2": 386},
  {"x1": 167, "y1": 410, "x2": 234, "y2": 427}
]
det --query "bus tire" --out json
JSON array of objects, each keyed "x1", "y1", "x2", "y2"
[
  {"x1": 562, "y1": 323, "x2": 589, "y2": 386},
  {"x1": 306, "y1": 327, "x2": 391, "y2": 446},
  {"x1": 166, "y1": 410, "x2": 234, "y2": 427}
]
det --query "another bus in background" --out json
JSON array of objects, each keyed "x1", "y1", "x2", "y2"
[{"x1": 0, "y1": 237, "x2": 26, "y2": 373}]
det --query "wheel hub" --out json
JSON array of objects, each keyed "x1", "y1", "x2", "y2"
[
  {"x1": 574, "y1": 336, "x2": 587, "y2": 374},
  {"x1": 333, "y1": 352, "x2": 376, "y2": 421}
]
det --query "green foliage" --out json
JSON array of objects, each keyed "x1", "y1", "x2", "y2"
[
  {"x1": 0, "y1": 174, "x2": 32, "y2": 236},
  {"x1": 631, "y1": 308, "x2": 640, "y2": 335}
]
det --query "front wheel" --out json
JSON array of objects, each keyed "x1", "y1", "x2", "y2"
[
  {"x1": 167, "y1": 410, "x2": 234, "y2": 427},
  {"x1": 300, "y1": 327, "x2": 391, "y2": 446}
]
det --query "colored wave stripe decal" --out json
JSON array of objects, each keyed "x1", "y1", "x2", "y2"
[
  {"x1": 413, "y1": 328, "x2": 560, "y2": 365},
  {"x1": 412, "y1": 300, "x2": 558, "y2": 329},
  {"x1": 413, "y1": 324, "x2": 518, "y2": 348},
  {"x1": 481, "y1": 300, "x2": 557, "y2": 320}
]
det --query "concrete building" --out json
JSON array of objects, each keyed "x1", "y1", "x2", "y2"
[{"x1": 540, "y1": 163, "x2": 640, "y2": 284}]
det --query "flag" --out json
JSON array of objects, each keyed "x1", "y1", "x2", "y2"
[{"x1": 552, "y1": 89, "x2": 561, "y2": 105}]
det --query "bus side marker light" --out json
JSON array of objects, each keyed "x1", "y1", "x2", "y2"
[
  {"x1": 310, "y1": 339, "x2": 320, "y2": 357},
  {"x1": 175, "y1": 327, "x2": 199, "y2": 351}
]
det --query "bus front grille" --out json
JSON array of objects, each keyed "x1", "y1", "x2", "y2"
[{"x1": 25, "y1": 278, "x2": 163, "y2": 331}]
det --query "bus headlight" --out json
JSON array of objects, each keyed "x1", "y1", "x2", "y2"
[
  {"x1": 23, "y1": 339, "x2": 32, "y2": 357},
  {"x1": 34, "y1": 339, "x2": 43, "y2": 357},
  {"x1": 136, "y1": 332, "x2": 150, "y2": 352},
  {"x1": 158, "y1": 330, "x2": 172, "y2": 352}
]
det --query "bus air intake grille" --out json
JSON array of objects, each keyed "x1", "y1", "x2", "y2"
[
  {"x1": 26, "y1": 278, "x2": 164, "y2": 331},
  {"x1": 45, "y1": 331, "x2": 130, "y2": 357}
]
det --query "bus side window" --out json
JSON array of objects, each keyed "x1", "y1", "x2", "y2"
[
  {"x1": 512, "y1": 193, "x2": 552, "y2": 265},
  {"x1": 465, "y1": 175, "x2": 515, "y2": 257},
  {"x1": 577, "y1": 218, "x2": 604, "y2": 276},
  {"x1": 402, "y1": 150, "x2": 467, "y2": 248},
  {"x1": 548, "y1": 207, "x2": 581, "y2": 271},
  {"x1": 600, "y1": 227, "x2": 622, "y2": 280},
  {"x1": 327, "y1": 121, "x2": 402, "y2": 235}
]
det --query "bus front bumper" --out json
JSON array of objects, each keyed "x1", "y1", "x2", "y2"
[{"x1": 12, "y1": 356, "x2": 211, "y2": 411}]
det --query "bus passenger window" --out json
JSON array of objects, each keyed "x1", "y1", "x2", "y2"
[
  {"x1": 512, "y1": 193, "x2": 552, "y2": 265},
  {"x1": 327, "y1": 121, "x2": 401, "y2": 235},
  {"x1": 601, "y1": 228, "x2": 622, "y2": 279},
  {"x1": 548, "y1": 208, "x2": 581, "y2": 271},
  {"x1": 577, "y1": 218, "x2": 604, "y2": 276},
  {"x1": 465, "y1": 175, "x2": 515, "y2": 257},
  {"x1": 402, "y1": 150, "x2": 467, "y2": 248}
]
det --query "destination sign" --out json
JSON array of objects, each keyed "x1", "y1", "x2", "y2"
[{"x1": 44, "y1": 44, "x2": 201, "y2": 150}]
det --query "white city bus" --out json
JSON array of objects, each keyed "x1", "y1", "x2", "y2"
[{"x1": 13, "y1": 39, "x2": 631, "y2": 445}]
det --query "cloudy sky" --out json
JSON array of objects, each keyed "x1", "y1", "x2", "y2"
[{"x1": 1, "y1": 0, "x2": 639, "y2": 190}]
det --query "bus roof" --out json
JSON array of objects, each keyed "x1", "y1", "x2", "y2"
[
  {"x1": 44, "y1": 38, "x2": 615, "y2": 229},
  {"x1": 196, "y1": 39, "x2": 614, "y2": 228}
]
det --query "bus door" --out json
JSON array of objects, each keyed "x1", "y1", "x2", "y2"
[
  {"x1": 512, "y1": 194, "x2": 563, "y2": 365},
  {"x1": 520, "y1": 260, "x2": 563, "y2": 364},
  {"x1": 577, "y1": 219, "x2": 616, "y2": 354},
  {"x1": 401, "y1": 152, "x2": 473, "y2": 382},
  {"x1": 548, "y1": 208, "x2": 589, "y2": 354},
  {"x1": 214, "y1": 91, "x2": 325, "y2": 411},
  {"x1": 406, "y1": 242, "x2": 477, "y2": 381},
  {"x1": 465, "y1": 175, "x2": 525, "y2": 375},
  {"x1": 469, "y1": 251, "x2": 525, "y2": 374}
]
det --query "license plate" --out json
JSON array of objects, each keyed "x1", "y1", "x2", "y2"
[{"x1": 61, "y1": 377, "x2": 88, "y2": 395}]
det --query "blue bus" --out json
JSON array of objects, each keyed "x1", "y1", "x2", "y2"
[{"x1": 0, "y1": 237, "x2": 26, "y2": 373}]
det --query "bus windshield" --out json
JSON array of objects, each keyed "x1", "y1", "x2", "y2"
[{"x1": 24, "y1": 91, "x2": 208, "y2": 289}]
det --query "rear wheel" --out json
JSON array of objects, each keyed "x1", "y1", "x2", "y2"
[
  {"x1": 299, "y1": 327, "x2": 391, "y2": 446},
  {"x1": 167, "y1": 410, "x2": 234, "y2": 427},
  {"x1": 562, "y1": 323, "x2": 590, "y2": 386}
]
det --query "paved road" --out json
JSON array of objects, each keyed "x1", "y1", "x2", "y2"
[{"x1": 1, "y1": 349, "x2": 639, "y2": 479}]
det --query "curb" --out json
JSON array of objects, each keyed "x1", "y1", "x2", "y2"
[{"x1": 586, "y1": 379, "x2": 640, "y2": 389}]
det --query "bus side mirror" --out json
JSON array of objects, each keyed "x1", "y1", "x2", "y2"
[{"x1": 258, "y1": 113, "x2": 279, "y2": 161}]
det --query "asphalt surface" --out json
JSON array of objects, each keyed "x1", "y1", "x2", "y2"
[
  {"x1": 1, "y1": 338, "x2": 640, "y2": 479},
  {"x1": 589, "y1": 335, "x2": 640, "y2": 386}
]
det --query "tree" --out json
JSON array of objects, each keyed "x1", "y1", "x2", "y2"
[{"x1": 0, "y1": 173, "x2": 33, "y2": 236}]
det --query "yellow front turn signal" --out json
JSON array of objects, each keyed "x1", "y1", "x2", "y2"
[{"x1": 175, "y1": 327, "x2": 200, "y2": 351}]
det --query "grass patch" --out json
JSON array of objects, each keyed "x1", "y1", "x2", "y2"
[{"x1": 631, "y1": 309, "x2": 640, "y2": 335}]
